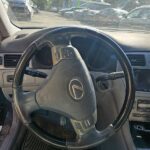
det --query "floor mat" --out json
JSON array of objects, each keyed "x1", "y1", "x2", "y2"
[
  {"x1": 21, "y1": 131, "x2": 59, "y2": 150},
  {"x1": 21, "y1": 130, "x2": 99, "y2": 150}
]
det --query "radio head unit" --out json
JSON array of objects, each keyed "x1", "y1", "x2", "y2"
[{"x1": 134, "y1": 69, "x2": 150, "y2": 92}]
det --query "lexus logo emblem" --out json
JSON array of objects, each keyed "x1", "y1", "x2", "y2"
[{"x1": 69, "y1": 79, "x2": 84, "y2": 100}]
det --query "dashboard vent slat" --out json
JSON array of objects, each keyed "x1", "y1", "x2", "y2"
[
  {"x1": 4, "y1": 54, "x2": 21, "y2": 68},
  {"x1": 0, "y1": 56, "x2": 2, "y2": 65},
  {"x1": 127, "y1": 54, "x2": 146, "y2": 66}
]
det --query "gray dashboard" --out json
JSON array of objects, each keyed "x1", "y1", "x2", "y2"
[{"x1": 1, "y1": 28, "x2": 150, "y2": 53}]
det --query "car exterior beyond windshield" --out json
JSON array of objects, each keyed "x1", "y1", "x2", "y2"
[{"x1": 2, "y1": 0, "x2": 150, "y2": 31}]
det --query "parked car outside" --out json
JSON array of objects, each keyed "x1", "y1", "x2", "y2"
[
  {"x1": 80, "y1": 1, "x2": 111, "y2": 10},
  {"x1": 74, "y1": 1, "x2": 111, "y2": 22},
  {"x1": 63, "y1": 11, "x2": 74, "y2": 18},
  {"x1": 116, "y1": 0, "x2": 140, "y2": 11},
  {"x1": 119, "y1": 5, "x2": 150, "y2": 30},
  {"x1": 50, "y1": 7, "x2": 59, "y2": 12},
  {"x1": 90, "y1": 8, "x2": 128, "y2": 27},
  {"x1": 59, "y1": 7, "x2": 84, "y2": 16},
  {"x1": 8, "y1": 0, "x2": 34, "y2": 21}
]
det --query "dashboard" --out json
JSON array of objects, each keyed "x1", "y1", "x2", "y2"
[
  {"x1": 126, "y1": 52, "x2": 150, "y2": 92},
  {"x1": 32, "y1": 36, "x2": 117, "y2": 72},
  {"x1": 1, "y1": 27, "x2": 150, "y2": 123}
]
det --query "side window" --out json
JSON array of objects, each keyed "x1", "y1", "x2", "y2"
[
  {"x1": 127, "y1": 9, "x2": 142, "y2": 19},
  {"x1": 141, "y1": 9, "x2": 150, "y2": 19}
]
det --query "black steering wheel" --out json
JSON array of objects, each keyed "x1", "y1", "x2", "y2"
[{"x1": 13, "y1": 27, "x2": 135, "y2": 149}]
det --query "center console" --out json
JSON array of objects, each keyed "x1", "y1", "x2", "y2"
[
  {"x1": 127, "y1": 52, "x2": 150, "y2": 122},
  {"x1": 126, "y1": 52, "x2": 150, "y2": 149},
  {"x1": 134, "y1": 69, "x2": 150, "y2": 92}
]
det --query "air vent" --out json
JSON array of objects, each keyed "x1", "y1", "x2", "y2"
[
  {"x1": 0, "y1": 56, "x2": 2, "y2": 65},
  {"x1": 4, "y1": 54, "x2": 21, "y2": 68},
  {"x1": 127, "y1": 54, "x2": 146, "y2": 66}
]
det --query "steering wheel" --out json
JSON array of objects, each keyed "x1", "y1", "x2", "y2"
[{"x1": 13, "y1": 27, "x2": 135, "y2": 149}]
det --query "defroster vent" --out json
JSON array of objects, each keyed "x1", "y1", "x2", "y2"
[
  {"x1": 4, "y1": 54, "x2": 21, "y2": 68},
  {"x1": 127, "y1": 54, "x2": 146, "y2": 66}
]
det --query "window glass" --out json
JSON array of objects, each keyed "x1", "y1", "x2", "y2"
[{"x1": 127, "y1": 9, "x2": 142, "y2": 18}]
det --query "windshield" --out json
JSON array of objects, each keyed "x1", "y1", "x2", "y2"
[{"x1": 2, "y1": 0, "x2": 150, "y2": 31}]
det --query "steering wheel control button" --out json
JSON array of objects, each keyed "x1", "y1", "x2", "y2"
[
  {"x1": 69, "y1": 79, "x2": 84, "y2": 101},
  {"x1": 61, "y1": 47, "x2": 76, "y2": 59},
  {"x1": 71, "y1": 112, "x2": 96, "y2": 135},
  {"x1": 52, "y1": 46, "x2": 76, "y2": 65}
]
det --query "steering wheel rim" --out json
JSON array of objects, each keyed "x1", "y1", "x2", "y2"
[{"x1": 13, "y1": 26, "x2": 135, "y2": 149}]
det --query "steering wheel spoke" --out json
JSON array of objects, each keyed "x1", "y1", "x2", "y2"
[
  {"x1": 13, "y1": 88, "x2": 39, "y2": 124},
  {"x1": 67, "y1": 112, "x2": 115, "y2": 149},
  {"x1": 67, "y1": 125, "x2": 115, "y2": 149},
  {"x1": 70, "y1": 111, "x2": 97, "y2": 137}
]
